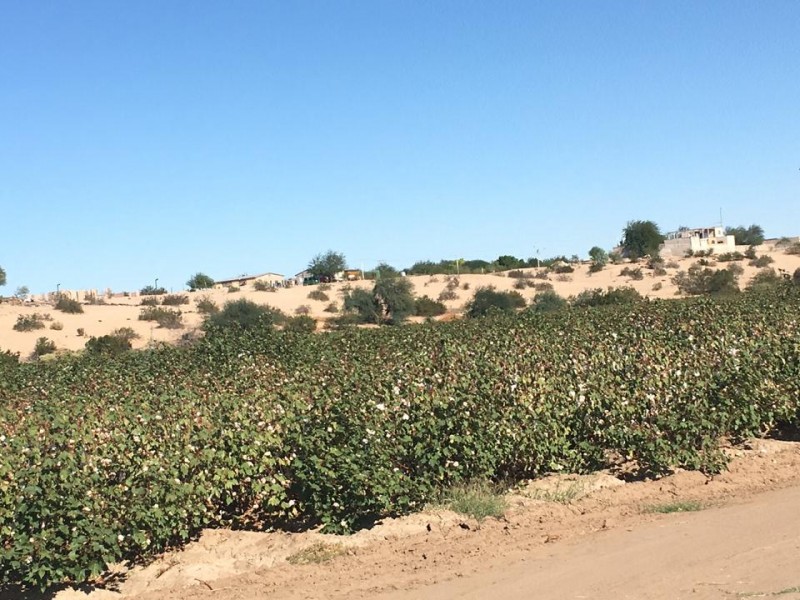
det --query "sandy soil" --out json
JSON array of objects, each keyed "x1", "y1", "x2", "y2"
[
  {"x1": 2, "y1": 243, "x2": 798, "y2": 358},
  {"x1": 34, "y1": 438, "x2": 800, "y2": 600}
]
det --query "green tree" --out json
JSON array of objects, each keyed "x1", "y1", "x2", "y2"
[
  {"x1": 621, "y1": 220, "x2": 665, "y2": 259},
  {"x1": 373, "y1": 276, "x2": 415, "y2": 324},
  {"x1": 373, "y1": 262, "x2": 400, "y2": 279},
  {"x1": 405, "y1": 260, "x2": 438, "y2": 275},
  {"x1": 588, "y1": 247, "x2": 608, "y2": 266},
  {"x1": 496, "y1": 255, "x2": 525, "y2": 270},
  {"x1": 0, "y1": 266, "x2": 6, "y2": 287},
  {"x1": 342, "y1": 288, "x2": 381, "y2": 324},
  {"x1": 725, "y1": 224, "x2": 765, "y2": 246},
  {"x1": 14, "y1": 286, "x2": 29, "y2": 299},
  {"x1": 308, "y1": 251, "x2": 347, "y2": 280},
  {"x1": 186, "y1": 272, "x2": 215, "y2": 291}
]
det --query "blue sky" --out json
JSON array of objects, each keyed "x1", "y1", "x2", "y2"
[{"x1": 1, "y1": 1, "x2": 798, "y2": 294}]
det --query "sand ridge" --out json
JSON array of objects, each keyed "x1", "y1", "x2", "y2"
[{"x1": 1, "y1": 242, "x2": 798, "y2": 358}]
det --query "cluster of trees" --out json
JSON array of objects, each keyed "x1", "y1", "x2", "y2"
[{"x1": 725, "y1": 224, "x2": 765, "y2": 246}]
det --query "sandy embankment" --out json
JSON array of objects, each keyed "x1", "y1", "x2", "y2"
[{"x1": 46, "y1": 439, "x2": 800, "y2": 600}]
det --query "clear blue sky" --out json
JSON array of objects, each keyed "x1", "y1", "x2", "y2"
[{"x1": 1, "y1": 1, "x2": 798, "y2": 294}]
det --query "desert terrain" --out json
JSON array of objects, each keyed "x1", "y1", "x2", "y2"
[{"x1": 2, "y1": 241, "x2": 799, "y2": 359}]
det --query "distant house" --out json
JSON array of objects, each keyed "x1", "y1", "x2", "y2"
[
  {"x1": 659, "y1": 226, "x2": 736, "y2": 258},
  {"x1": 214, "y1": 272, "x2": 284, "y2": 289}
]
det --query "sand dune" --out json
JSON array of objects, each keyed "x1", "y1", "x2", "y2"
[{"x1": 1, "y1": 243, "x2": 798, "y2": 358}]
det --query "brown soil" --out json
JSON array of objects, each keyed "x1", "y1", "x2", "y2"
[{"x1": 50, "y1": 438, "x2": 800, "y2": 600}]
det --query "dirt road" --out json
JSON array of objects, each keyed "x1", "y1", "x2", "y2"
[{"x1": 378, "y1": 484, "x2": 800, "y2": 600}]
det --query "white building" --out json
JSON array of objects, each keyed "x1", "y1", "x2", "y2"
[{"x1": 659, "y1": 226, "x2": 736, "y2": 257}]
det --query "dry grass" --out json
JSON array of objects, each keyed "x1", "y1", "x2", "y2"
[{"x1": 286, "y1": 542, "x2": 346, "y2": 565}]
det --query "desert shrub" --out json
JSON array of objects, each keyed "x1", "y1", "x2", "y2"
[
  {"x1": 673, "y1": 265, "x2": 740, "y2": 296},
  {"x1": 784, "y1": 242, "x2": 800, "y2": 255},
  {"x1": 553, "y1": 265, "x2": 574, "y2": 274},
  {"x1": 652, "y1": 282, "x2": 663, "y2": 291},
  {"x1": 746, "y1": 268, "x2": 783, "y2": 290},
  {"x1": 646, "y1": 255, "x2": 664, "y2": 270},
  {"x1": 324, "y1": 302, "x2": 339, "y2": 313},
  {"x1": 465, "y1": 287, "x2": 525, "y2": 318},
  {"x1": 588, "y1": 262, "x2": 604, "y2": 274},
  {"x1": 608, "y1": 251, "x2": 622, "y2": 264},
  {"x1": 227, "y1": 286, "x2": 240, "y2": 293},
  {"x1": 254, "y1": 280, "x2": 276, "y2": 292},
  {"x1": 727, "y1": 263, "x2": 745, "y2": 279},
  {"x1": 49, "y1": 321, "x2": 63, "y2": 331},
  {"x1": 139, "y1": 307, "x2": 184, "y2": 329},
  {"x1": 716, "y1": 252, "x2": 745, "y2": 262},
  {"x1": 284, "y1": 315, "x2": 316, "y2": 333},
  {"x1": 620, "y1": 266, "x2": 644, "y2": 281},
  {"x1": 204, "y1": 299, "x2": 285, "y2": 331},
  {"x1": 653, "y1": 266, "x2": 667, "y2": 277},
  {"x1": 749, "y1": 255, "x2": 774, "y2": 268},
  {"x1": 572, "y1": 287, "x2": 643, "y2": 308},
  {"x1": 112, "y1": 327, "x2": 140, "y2": 342},
  {"x1": 794, "y1": 268, "x2": 800, "y2": 285},
  {"x1": 161, "y1": 294, "x2": 190, "y2": 306},
  {"x1": 13, "y1": 313, "x2": 47, "y2": 332},
  {"x1": 307, "y1": 289, "x2": 330, "y2": 302},
  {"x1": 140, "y1": 285, "x2": 167, "y2": 296},
  {"x1": 697, "y1": 258, "x2": 713, "y2": 267},
  {"x1": 744, "y1": 246, "x2": 758, "y2": 260},
  {"x1": 54, "y1": 295, "x2": 83, "y2": 314},
  {"x1": 140, "y1": 296, "x2": 160, "y2": 306},
  {"x1": 295, "y1": 305, "x2": 312, "y2": 315},
  {"x1": 529, "y1": 290, "x2": 567, "y2": 313},
  {"x1": 156, "y1": 311, "x2": 183, "y2": 329},
  {"x1": 342, "y1": 288, "x2": 381, "y2": 324},
  {"x1": 533, "y1": 282, "x2": 554, "y2": 292},
  {"x1": 513, "y1": 279, "x2": 527, "y2": 290},
  {"x1": 32, "y1": 337, "x2": 57, "y2": 358},
  {"x1": 555, "y1": 274, "x2": 572, "y2": 282},
  {"x1": 318, "y1": 283, "x2": 332, "y2": 291},
  {"x1": 507, "y1": 270, "x2": 527, "y2": 279},
  {"x1": 666, "y1": 261, "x2": 680, "y2": 269},
  {"x1": 84, "y1": 293, "x2": 105, "y2": 305},
  {"x1": 76, "y1": 327, "x2": 85, "y2": 337},
  {"x1": 414, "y1": 296, "x2": 447, "y2": 317},
  {"x1": 195, "y1": 296, "x2": 219, "y2": 315},
  {"x1": 533, "y1": 270, "x2": 549, "y2": 280},
  {"x1": 445, "y1": 277, "x2": 460, "y2": 290},
  {"x1": 462, "y1": 283, "x2": 470, "y2": 290},
  {"x1": 438, "y1": 288, "x2": 458, "y2": 302},
  {"x1": 85, "y1": 334, "x2": 133, "y2": 356}
]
